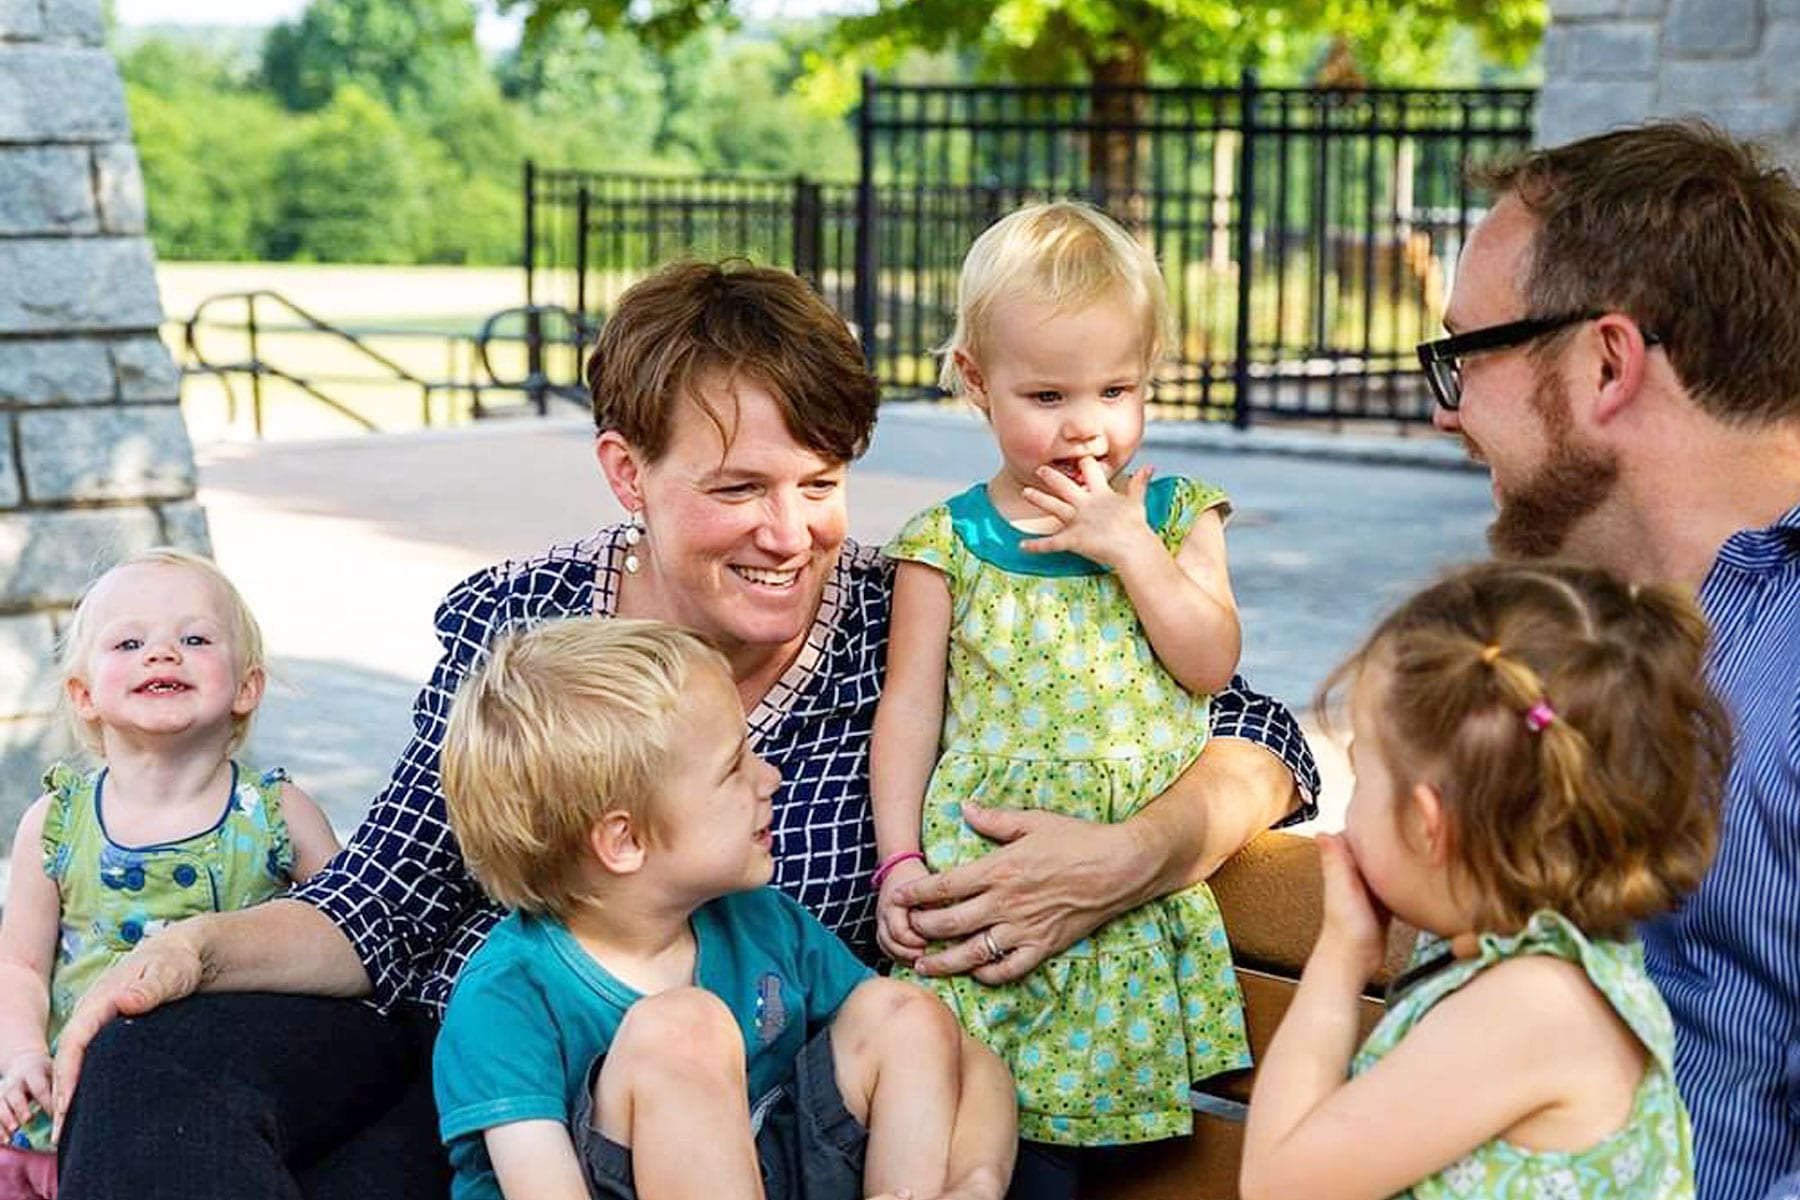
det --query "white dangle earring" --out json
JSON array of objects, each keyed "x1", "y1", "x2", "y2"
[{"x1": 624, "y1": 509, "x2": 644, "y2": 575}]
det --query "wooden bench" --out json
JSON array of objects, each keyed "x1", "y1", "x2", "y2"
[{"x1": 1089, "y1": 832, "x2": 1415, "y2": 1200}]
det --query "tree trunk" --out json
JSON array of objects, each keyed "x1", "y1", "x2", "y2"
[{"x1": 1087, "y1": 40, "x2": 1148, "y2": 226}]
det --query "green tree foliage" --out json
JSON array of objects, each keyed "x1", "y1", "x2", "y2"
[
  {"x1": 269, "y1": 85, "x2": 422, "y2": 263},
  {"x1": 260, "y1": 0, "x2": 482, "y2": 115}
]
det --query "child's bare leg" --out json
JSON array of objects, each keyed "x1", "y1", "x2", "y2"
[
  {"x1": 829, "y1": 977, "x2": 963, "y2": 1198},
  {"x1": 592, "y1": 988, "x2": 762, "y2": 1200}
]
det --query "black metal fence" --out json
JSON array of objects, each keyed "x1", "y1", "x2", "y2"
[{"x1": 525, "y1": 71, "x2": 1535, "y2": 424}]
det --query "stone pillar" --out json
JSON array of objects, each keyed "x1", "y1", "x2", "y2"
[
  {"x1": 0, "y1": 0, "x2": 205, "y2": 822},
  {"x1": 1538, "y1": 0, "x2": 1800, "y2": 164}
]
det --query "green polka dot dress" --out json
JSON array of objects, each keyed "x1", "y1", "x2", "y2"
[
  {"x1": 1354, "y1": 911, "x2": 1696, "y2": 1199},
  {"x1": 16, "y1": 761, "x2": 298, "y2": 1151},
  {"x1": 886, "y1": 476, "x2": 1250, "y2": 1146}
]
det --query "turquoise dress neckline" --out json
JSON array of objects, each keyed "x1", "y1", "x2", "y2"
[{"x1": 945, "y1": 475, "x2": 1181, "y2": 578}]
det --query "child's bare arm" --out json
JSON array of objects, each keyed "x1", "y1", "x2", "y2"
[
  {"x1": 278, "y1": 782, "x2": 340, "y2": 882},
  {"x1": 871, "y1": 562, "x2": 953, "y2": 962},
  {"x1": 484, "y1": 1119, "x2": 591, "y2": 1200},
  {"x1": 1240, "y1": 838, "x2": 1599, "y2": 1200},
  {"x1": 0, "y1": 797, "x2": 62, "y2": 1137},
  {"x1": 1020, "y1": 462, "x2": 1239, "y2": 694}
]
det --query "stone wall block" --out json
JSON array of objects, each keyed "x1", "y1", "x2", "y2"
[
  {"x1": 1568, "y1": 22, "x2": 1659, "y2": 77},
  {"x1": 18, "y1": 405, "x2": 194, "y2": 504},
  {"x1": 1540, "y1": 26, "x2": 1572, "y2": 74},
  {"x1": 0, "y1": 48, "x2": 129, "y2": 142},
  {"x1": 1535, "y1": 81, "x2": 1658, "y2": 146},
  {"x1": 43, "y1": 0, "x2": 105, "y2": 46},
  {"x1": 112, "y1": 334, "x2": 180, "y2": 402},
  {"x1": 1773, "y1": 0, "x2": 1800, "y2": 20},
  {"x1": 1550, "y1": 0, "x2": 1624, "y2": 16},
  {"x1": 1664, "y1": 0, "x2": 1759, "y2": 56},
  {"x1": 0, "y1": 507, "x2": 163, "y2": 608},
  {"x1": 1660, "y1": 60, "x2": 1760, "y2": 108},
  {"x1": 0, "y1": 418, "x2": 17, "y2": 509},
  {"x1": 1761, "y1": 23, "x2": 1800, "y2": 94},
  {"x1": 0, "y1": 613, "x2": 58, "y2": 717},
  {"x1": 1663, "y1": 98, "x2": 1800, "y2": 140},
  {"x1": 93, "y1": 144, "x2": 148, "y2": 236},
  {"x1": 0, "y1": 239, "x2": 164, "y2": 334},
  {"x1": 0, "y1": 338, "x2": 113, "y2": 405},
  {"x1": 156, "y1": 500, "x2": 212, "y2": 555},
  {"x1": 0, "y1": 0, "x2": 43, "y2": 39},
  {"x1": 0, "y1": 147, "x2": 98, "y2": 236},
  {"x1": 1623, "y1": 0, "x2": 1668, "y2": 15}
]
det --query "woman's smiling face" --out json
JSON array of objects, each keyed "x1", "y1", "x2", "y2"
[{"x1": 606, "y1": 373, "x2": 849, "y2": 675}]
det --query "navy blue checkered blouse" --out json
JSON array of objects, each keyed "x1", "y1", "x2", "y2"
[{"x1": 293, "y1": 526, "x2": 1321, "y2": 1016}]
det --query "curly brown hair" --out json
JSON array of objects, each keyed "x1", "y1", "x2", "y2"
[
  {"x1": 585, "y1": 259, "x2": 880, "y2": 465},
  {"x1": 1320, "y1": 561, "x2": 1731, "y2": 938}
]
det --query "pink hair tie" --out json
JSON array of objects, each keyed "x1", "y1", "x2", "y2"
[{"x1": 1524, "y1": 701, "x2": 1557, "y2": 733}]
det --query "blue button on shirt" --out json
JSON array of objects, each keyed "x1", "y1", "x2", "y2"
[{"x1": 1642, "y1": 502, "x2": 1800, "y2": 1200}]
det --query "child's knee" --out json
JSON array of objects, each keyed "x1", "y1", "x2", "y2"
[
  {"x1": 602, "y1": 988, "x2": 745, "y2": 1097},
  {"x1": 836, "y1": 977, "x2": 962, "y2": 1056}
]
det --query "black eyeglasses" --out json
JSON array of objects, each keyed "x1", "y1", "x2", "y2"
[{"x1": 1416, "y1": 311, "x2": 1663, "y2": 411}]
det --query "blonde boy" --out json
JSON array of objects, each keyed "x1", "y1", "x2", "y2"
[{"x1": 435, "y1": 618, "x2": 1015, "y2": 1200}]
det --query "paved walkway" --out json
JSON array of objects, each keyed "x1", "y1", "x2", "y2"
[{"x1": 203, "y1": 407, "x2": 1495, "y2": 837}]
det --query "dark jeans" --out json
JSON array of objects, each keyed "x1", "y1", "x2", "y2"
[{"x1": 57, "y1": 993, "x2": 447, "y2": 1200}]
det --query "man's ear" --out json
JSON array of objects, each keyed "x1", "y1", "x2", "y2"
[
  {"x1": 591, "y1": 810, "x2": 646, "y2": 875},
  {"x1": 955, "y1": 350, "x2": 990, "y2": 413},
  {"x1": 595, "y1": 431, "x2": 646, "y2": 513},
  {"x1": 1409, "y1": 782, "x2": 1450, "y2": 865},
  {"x1": 1588, "y1": 313, "x2": 1655, "y2": 426}
]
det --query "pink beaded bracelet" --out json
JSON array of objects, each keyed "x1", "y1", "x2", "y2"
[{"x1": 871, "y1": 851, "x2": 925, "y2": 889}]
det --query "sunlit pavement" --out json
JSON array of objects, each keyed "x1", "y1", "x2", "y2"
[{"x1": 204, "y1": 406, "x2": 1494, "y2": 840}]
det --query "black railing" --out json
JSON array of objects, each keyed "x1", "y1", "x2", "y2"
[{"x1": 525, "y1": 72, "x2": 1534, "y2": 425}]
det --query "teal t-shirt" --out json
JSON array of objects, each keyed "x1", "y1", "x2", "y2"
[{"x1": 433, "y1": 887, "x2": 874, "y2": 1200}]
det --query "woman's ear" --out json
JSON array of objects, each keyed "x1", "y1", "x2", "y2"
[
  {"x1": 590, "y1": 810, "x2": 646, "y2": 875},
  {"x1": 1409, "y1": 782, "x2": 1449, "y2": 865},
  {"x1": 64, "y1": 675, "x2": 96, "y2": 722},
  {"x1": 595, "y1": 431, "x2": 646, "y2": 513}
]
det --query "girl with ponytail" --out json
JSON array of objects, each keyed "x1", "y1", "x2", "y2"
[{"x1": 1242, "y1": 561, "x2": 1730, "y2": 1200}]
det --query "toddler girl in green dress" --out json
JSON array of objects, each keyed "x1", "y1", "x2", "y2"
[
  {"x1": 870, "y1": 201, "x2": 1249, "y2": 1158},
  {"x1": 1243, "y1": 561, "x2": 1726, "y2": 1200},
  {"x1": 0, "y1": 549, "x2": 339, "y2": 1197}
]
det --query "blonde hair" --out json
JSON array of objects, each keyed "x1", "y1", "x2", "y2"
[
  {"x1": 441, "y1": 618, "x2": 731, "y2": 920},
  {"x1": 1320, "y1": 561, "x2": 1729, "y2": 939},
  {"x1": 938, "y1": 201, "x2": 1171, "y2": 396},
  {"x1": 58, "y1": 547, "x2": 267, "y2": 754}
]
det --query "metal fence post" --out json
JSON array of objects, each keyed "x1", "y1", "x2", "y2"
[
  {"x1": 575, "y1": 182, "x2": 591, "y2": 319},
  {"x1": 1232, "y1": 69, "x2": 1259, "y2": 430},
  {"x1": 523, "y1": 160, "x2": 537, "y2": 307},
  {"x1": 793, "y1": 174, "x2": 824, "y2": 286},
  {"x1": 854, "y1": 72, "x2": 878, "y2": 367}
]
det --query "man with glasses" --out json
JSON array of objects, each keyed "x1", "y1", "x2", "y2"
[{"x1": 1421, "y1": 120, "x2": 1800, "y2": 1200}]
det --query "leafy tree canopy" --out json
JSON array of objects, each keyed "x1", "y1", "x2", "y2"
[{"x1": 261, "y1": 0, "x2": 484, "y2": 114}]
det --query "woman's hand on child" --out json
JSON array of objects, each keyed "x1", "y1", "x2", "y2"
[
  {"x1": 876, "y1": 858, "x2": 932, "y2": 964},
  {"x1": 0, "y1": 1049, "x2": 51, "y2": 1139},
  {"x1": 50, "y1": 924, "x2": 206, "y2": 1143},
  {"x1": 1019, "y1": 459, "x2": 1160, "y2": 567},
  {"x1": 893, "y1": 801, "x2": 1138, "y2": 984},
  {"x1": 1315, "y1": 833, "x2": 1391, "y2": 980}
]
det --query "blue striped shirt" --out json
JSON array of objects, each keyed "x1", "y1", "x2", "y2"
[{"x1": 1642, "y1": 501, "x2": 1800, "y2": 1200}]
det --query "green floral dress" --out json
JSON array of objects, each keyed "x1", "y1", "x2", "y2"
[
  {"x1": 15, "y1": 761, "x2": 299, "y2": 1151},
  {"x1": 885, "y1": 476, "x2": 1249, "y2": 1146},
  {"x1": 1353, "y1": 911, "x2": 1696, "y2": 1200}
]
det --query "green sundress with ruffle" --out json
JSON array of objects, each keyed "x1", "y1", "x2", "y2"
[{"x1": 1354, "y1": 910, "x2": 1696, "y2": 1199}]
